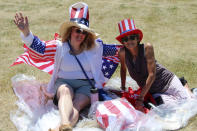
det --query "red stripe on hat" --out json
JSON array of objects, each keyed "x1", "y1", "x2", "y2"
[
  {"x1": 121, "y1": 20, "x2": 126, "y2": 33},
  {"x1": 78, "y1": 7, "x2": 84, "y2": 18},
  {"x1": 86, "y1": 10, "x2": 89, "y2": 20},
  {"x1": 132, "y1": 19, "x2": 136, "y2": 29},
  {"x1": 70, "y1": 8, "x2": 77, "y2": 19},
  {"x1": 118, "y1": 23, "x2": 122, "y2": 34},
  {"x1": 128, "y1": 19, "x2": 132, "y2": 30}
]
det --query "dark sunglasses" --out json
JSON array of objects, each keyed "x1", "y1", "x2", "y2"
[
  {"x1": 121, "y1": 34, "x2": 138, "y2": 43},
  {"x1": 74, "y1": 28, "x2": 88, "y2": 35}
]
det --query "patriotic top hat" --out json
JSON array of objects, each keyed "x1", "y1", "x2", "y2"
[
  {"x1": 59, "y1": 2, "x2": 98, "y2": 39},
  {"x1": 116, "y1": 18, "x2": 143, "y2": 44}
]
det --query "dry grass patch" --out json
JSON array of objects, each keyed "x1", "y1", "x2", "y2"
[{"x1": 0, "y1": 0, "x2": 197, "y2": 130}]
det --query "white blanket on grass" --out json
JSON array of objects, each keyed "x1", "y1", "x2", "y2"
[{"x1": 10, "y1": 74, "x2": 197, "y2": 131}]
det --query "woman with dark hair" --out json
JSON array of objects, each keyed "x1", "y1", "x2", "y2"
[{"x1": 117, "y1": 18, "x2": 192, "y2": 112}]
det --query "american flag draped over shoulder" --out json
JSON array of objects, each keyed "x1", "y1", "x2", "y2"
[{"x1": 12, "y1": 33, "x2": 123, "y2": 81}]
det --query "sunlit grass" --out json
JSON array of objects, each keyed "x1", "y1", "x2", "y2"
[{"x1": 0, "y1": 0, "x2": 197, "y2": 130}]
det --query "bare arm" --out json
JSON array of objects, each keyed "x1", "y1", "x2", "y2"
[
  {"x1": 14, "y1": 12, "x2": 30, "y2": 37},
  {"x1": 118, "y1": 48, "x2": 127, "y2": 90},
  {"x1": 138, "y1": 43, "x2": 156, "y2": 100}
]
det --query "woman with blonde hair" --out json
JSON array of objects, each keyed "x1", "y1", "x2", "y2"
[{"x1": 14, "y1": 2, "x2": 105, "y2": 131}]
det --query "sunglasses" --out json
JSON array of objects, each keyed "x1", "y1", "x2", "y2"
[
  {"x1": 121, "y1": 34, "x2": 138, "y2": 43},
  {"x1": 74, "y1": 28, "x2": 88, "y2": 35}
]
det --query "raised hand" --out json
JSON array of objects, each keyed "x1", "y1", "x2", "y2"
[{"x1": 14, "y1": 12, "x2": 30, "y2": 37}]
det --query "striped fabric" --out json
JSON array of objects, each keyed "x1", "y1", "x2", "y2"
[
  {"x1": 69, "y1": 2, "x2": 90, "y2": 27},
  {"x1": 96, "y1": 98, "x2": 140, "y2": 130},
  {"x1": 12, "y1": 37, "x2": 57, "y2": 75},
  {"x1": 70, "y1": 2, "x2": 89, "y2": 20},
  {"x1": 12, "y1": 33, "x2": 122, "y2": 83},
  {"x1": 118, "y1": 19, "x2": 136, "y2": 35}
]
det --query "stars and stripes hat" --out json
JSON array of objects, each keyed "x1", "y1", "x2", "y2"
[
  {"x1": 116, "y1": 18, "x2": 143, "y2": 44},
  {"x1": 59, "y1": 2, "x2": 99, "y2": 39}
]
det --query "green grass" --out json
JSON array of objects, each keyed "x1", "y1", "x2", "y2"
[{"x1": 0, "y1": 0, "x2": 197, "y2": 130}]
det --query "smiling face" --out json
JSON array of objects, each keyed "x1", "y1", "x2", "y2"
[
  {"x1": 121, "y1": 34, "x2": 140, "y2": 49},
  {"x1": 70, "y1": 27, "x2": 87, "y2": 45}
]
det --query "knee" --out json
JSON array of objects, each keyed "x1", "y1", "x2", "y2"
[
  {"x1": 73, "y1": 102, "x2": 80, "y2": 111},
  {"x1": 73, "y1": 102, "x2": 83, "y2": 112},
  {"x1": 57, "y1": 85, "x2": 71, "y2": 96},
  {"x1": 73, "y1": 100, "x2": 90, "y2": 112}
]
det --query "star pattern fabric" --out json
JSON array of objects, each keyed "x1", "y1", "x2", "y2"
[
  {"x1": 102, "y1": 44, "x2": 121, "y2": 79},
  {"x1": 12, "y1": 34, "x2": 123, "y2": 83}
]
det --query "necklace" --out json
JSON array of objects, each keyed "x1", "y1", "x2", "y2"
[{"x1": 69, "y1": 48, "x2": 82, "y2": 55}]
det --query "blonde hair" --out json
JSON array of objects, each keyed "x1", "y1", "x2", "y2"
[{"x1": 61, "y1": 26, "x2": 95, "y2": 51}]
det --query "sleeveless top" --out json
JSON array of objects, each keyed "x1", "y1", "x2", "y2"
[{"x1": 125, "y1": 44, "x2": 174, "y2": 94}]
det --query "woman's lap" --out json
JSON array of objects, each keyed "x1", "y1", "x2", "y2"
[
  {"x1": 53, "y1": 78, "x2": 93, "y2": 106},
  {"x1": 153, "y1": 75, "x2": 191, "y2": 105}
]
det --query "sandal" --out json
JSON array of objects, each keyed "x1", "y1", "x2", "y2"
[
  {"x1": 59, "y1": 124, "x2": 72, "y2": 131},
  {"x1": 48, "y1": 128, "x2": 54, "y2": 131}
]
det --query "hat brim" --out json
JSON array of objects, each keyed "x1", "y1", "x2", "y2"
[
  {"x1": 59, "y1": 21, "x2": 99, "y2": 39},
  {"x1": 116, "y1": 29, "x2": 143, "y2": 44}
]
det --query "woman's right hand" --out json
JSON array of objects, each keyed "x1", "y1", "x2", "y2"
[
  {"x1": 40, "y1": 86, "x2": 54, "y2": 105},
  {"x1": 14, "y1": 12, "x2": 30, "y2": 37}
]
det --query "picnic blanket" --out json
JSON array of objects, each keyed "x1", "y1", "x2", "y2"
[{"x1": 10, "y1": 74, "x2": 197, "y2": 131}]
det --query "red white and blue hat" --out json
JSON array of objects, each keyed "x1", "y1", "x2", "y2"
[
  {"x1": 116, "y1": 18, "x2": 143, "y2": 43},
  {"x1": 60, "y1": 2, "x2": 98, "y2": 38}
]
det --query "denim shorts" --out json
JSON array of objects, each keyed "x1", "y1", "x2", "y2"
[{"x1": 53, "y1": 78, "x2": 95, "y2": 106}]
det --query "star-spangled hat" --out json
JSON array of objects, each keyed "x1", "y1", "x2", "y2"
[
  {"x1": 59, "y1": 2, "x2": 98, "y2": 39},
  {"x1": 116, "y1": 18, "x2": 143, "y2": 44}
]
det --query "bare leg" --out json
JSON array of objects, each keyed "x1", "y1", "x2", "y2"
[
  {"x1": 49, "y1": 87, "x2": 90, "y2": 131},
  {"x1": 57, "y1": 85, "x2": 74, "y2": 125},
  {"x1": 69, "y1": 93, "x2": 90, "y2": 126},
  {"x1": 49, "y1": 84, "x2": 74, "y2": 131}
]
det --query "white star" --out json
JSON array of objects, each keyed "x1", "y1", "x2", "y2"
[
  {"x1": 105, "y1": 72, "x2": 109, "y2": 76},
  {"x1": 103, "y1": 65, "x2": 107, "y2": 70},
  {"x1": 110, "y1": 65, "x2": 114, "y2": 69},
  {"x1": 81, "y1": 20, "x2": 85, "y2": 24},
  {"x1": 107, "y1": 60, "x2": 110, "y2": 62}
]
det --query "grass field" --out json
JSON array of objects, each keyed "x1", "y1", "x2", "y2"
[{"x1": 0, "y1": 0, "x2": 197, "y2": 130}]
